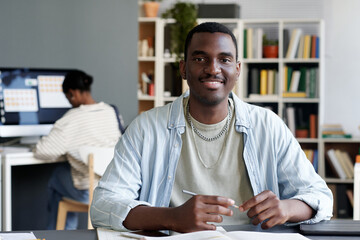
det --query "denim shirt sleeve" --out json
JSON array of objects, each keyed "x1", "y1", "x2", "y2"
[
  {"x1": 90, "y1": 98, "x2": 185, "y2": 231},
  {"x1": 268, "y1": 110, "x2": 333, "y2": 224},
  {"x1": 237, "y1": 97, "x2": 333, "y2": 225}
]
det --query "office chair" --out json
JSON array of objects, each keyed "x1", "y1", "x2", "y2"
[{"x1": 55, "y1": 146, "x2": 114, "y2": 230}]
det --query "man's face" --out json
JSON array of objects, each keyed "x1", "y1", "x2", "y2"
[{"x1": 180, "y1": 32, "x2": 240, "y2": 106}]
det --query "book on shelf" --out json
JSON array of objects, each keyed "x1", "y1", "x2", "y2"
[
  {"x1": 286, "y1": 66, "x2": 293, "y2": 91},
  {"x1": 260, "y1": 69, "x2": 267, "y2": 95},
  {"x1": 267, "y1": 69, "x2": 275, "y2": 94},
  {"x1": 308, "y1": 68, "x2": 318, "y2": 98},
  {"x1": 347, "y1": 189, "x2": 354, "y2": 207},
  {"x1": 313, "y1": 149, "x2": 318, "y2": 172},
  {"x1": 255, "y1": 28, "x2": 263, "y2": 59},
  {"x1": 298, "y1": 68, "x2": 307, "y2": 92},
  {"x1": 249, "y1": 68, "x2": 260, "y2": 94},
  {"x1": 311, "y1": 35, "x2": 317, "y2": 58},
  {"x1": 283, "y1": 29, "x2": 290, "y2": 58},
  {"x1": 286, "y1": 28, "x2": 302, "y2": 59},
  {"x1": 315, "y1": 36, "x2": 320, "y2": 58},
  {"x1": 243, "y1": 29, "x2": 247, "y2": 58},
  {"x1": 282, "y1": 92, "x2": 307, "y2": 98},
  {"x1": 296, "y1": 35, "x2": 305, "y2": 59},
  {"x1": 322, "y1": 134, "x2": 352, "y2": 138},
  {"x1": 326, "y1": 149, "x2": 347, "y2": 179},
  {"x1": 303, "y1": 149, "x2": 318, "y2": 172},
  {"x1": 286, "y1": 106, "x2": 296, "y2": 135},
  {"x1": 322, "y1": 124, "x2": 344, "y2": 132},
  {"x1": 309, "y1": 114, "x2": 317, "y2": 138},
  {"x1": 246, "y1": 28, "x2": 253, "y2": 59},
  {"x1": 284, "y1": 66, "x2": 288, "y2": 92},
  {"x1": 341, "y1": 151, "x2": 355, "y2": 178},
  {"x1": 334, "y1": 149, "x2": 353, "y2": 179},
  {"x1": 321, "y1": 124, "x2": 352, "y2": 138},
  {"x1": 336, "y1": 184, "x2": 353, "y2": 218},
  {"x1": 327, "y1": 184, "x2": 337, "y2": 218},
  {"x1": 303, "y1": 35, "x2": 311, "y2": 59},
  {"x1": 289, "y1": 70, "x2": 301, "y2": 92}
]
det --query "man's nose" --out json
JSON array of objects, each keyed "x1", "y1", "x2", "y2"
[{"x1": 204, "y1": 59, "x2": 221, "y2": 75}]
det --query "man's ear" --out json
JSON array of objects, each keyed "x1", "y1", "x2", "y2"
[
  {"x1": 179, "y1": 60, "x2": 186, "y2": 79},
  {"x1": 68, "y1": 89, "x2": 76, "y2": 99}
]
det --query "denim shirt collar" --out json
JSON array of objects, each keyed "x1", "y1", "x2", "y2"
[{"x1": 167, "y1": 91, "x2": 251, "y2": 132}]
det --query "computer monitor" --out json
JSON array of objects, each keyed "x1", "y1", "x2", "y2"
[{"x1": 0, "y1": 68, "x2": 73, "y2": 138}]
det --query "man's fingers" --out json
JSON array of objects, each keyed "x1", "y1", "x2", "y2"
[
  {"x1": 239, "y1": 190, "x2": 272, "y2": 211},
  {"x1": 205, "y1": 204, "x2": 233, "y2": 216},
  {"x1": 196, "y1": 195, "x2": 236, "y2": 207}
]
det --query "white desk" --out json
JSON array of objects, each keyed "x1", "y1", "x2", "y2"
[{"x1": 1, "y1": 150, "x2": 49, "y2": 231}]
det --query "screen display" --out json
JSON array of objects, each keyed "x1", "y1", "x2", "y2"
[{"x1": 0, "y1": 68, "x2": 72, "y2": 127}]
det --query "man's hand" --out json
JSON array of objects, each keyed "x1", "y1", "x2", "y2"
[
  {"x1": 239, "y1": 190, "x2": 314, "y2": 229},
  {"x1": 170, "y1": 195, "x2": 235, "y2": 232},
  {"x1": 123, "y1": 195, "x2": 235, "y2": 233}
]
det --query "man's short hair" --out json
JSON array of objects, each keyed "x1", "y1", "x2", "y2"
[{"x1": 184, "y1": 22, "x2": 238, "y2": 61}]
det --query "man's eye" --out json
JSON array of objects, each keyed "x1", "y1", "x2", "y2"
[
  {"x1": 221, "y1": 58, "x2": 231, "y2": 63},
  {"x1": 194, "y1": 57, "x2": 205, "y2": 62}
]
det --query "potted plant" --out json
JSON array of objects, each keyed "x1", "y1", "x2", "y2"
[
  {"x1": 161, "y1": 2, "x2": 197, "y2": 95},
  {"x1": 162, "y1": 1, "x2": 197, "y2": 62},
  {"x1": 143, "y1": 0, "x2": 162, "y2": 18},
  {"x1": 263, "y1": 34, "x2": 278, "y2": 58}
]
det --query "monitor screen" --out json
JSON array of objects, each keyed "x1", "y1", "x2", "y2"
[{"x1": 0, "y1": 68, "x2": 73, "y2": 137}]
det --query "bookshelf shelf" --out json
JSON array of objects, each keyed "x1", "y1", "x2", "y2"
[
  {"x1": 325, "y1": 178, "x2": 354, "y2": 184},
  {"x1": 138, "y1": 57, "x2": 156, "y2": 62}
]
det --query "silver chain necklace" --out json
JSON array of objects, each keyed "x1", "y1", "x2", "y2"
[{"x1": 186, "y1": 102, "x2": 232, "y2": 142}]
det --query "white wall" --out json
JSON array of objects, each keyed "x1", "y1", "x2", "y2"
[
  {"x1": 159, "y1": 0, "x2": 360, "y2": 137},
  {"x1": 323, "y1": 0, "x2": 360, "y2": 137}
]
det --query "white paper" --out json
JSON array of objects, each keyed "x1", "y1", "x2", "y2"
[
  {"x1": 0, "y1": 232, "x2": 37, "y2": 240},
  {"x1": 96, "y1": 228, "x2": 311, "y2": 240}
]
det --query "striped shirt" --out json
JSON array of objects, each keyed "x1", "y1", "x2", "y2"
[
  {"x1": 91, "y1": 91, "x2": 333, "y2": 230},
  {"x1": 34, "y1": 102, "x2": 121, "y2": 190}
]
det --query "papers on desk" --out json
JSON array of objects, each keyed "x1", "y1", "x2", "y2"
[
  {"x1": 0, "y1": 232, "x2": 37, "y2": 240},
  {"x1": 97, "y1": 227, "x2": 311, "y2": 240},
  {"x1": 0, "y1": 146, "x2": 32, "y2": 154}
]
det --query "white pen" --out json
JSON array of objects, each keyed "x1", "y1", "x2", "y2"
[
  {"x1": 120, "y1": 231, "x2": 146, "y2": 239},
  {"x1": 182, "y1": 189, "x2": 239, "y2": 208}
]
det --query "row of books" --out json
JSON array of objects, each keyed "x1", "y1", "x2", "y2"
[
  {"x1": 328, "y1": 184, "x2": 353, "y2": 219},
  {"x1": 243, "y1": 28, "x2": 264, "y2": 59},
  {"x1": 283, "y1": 66, "x2": 318, "y2": 98},
  {"x1": 303, "y1": 149, "x2": 318, "y2": 172},
  {"x1": 326, "y1": 149, "x2": 354, "y2": 179},
  {"x1": 247, "y1": 68, "x2": 279, "y2": 98},
  {"x1": 285, "y1": 107, "x2": 317, "y2": 139},
  {"x1": 322, "y1": 124, "x2": 352, "y2": 138},
  {"x1": 284, "y1": 28, "x2": 320, "y2": 59}
]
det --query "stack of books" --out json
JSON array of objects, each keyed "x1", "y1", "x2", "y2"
[
  {"x1": 322, "y1": 124, "x2": 352, "y2": 138},
  {"x1": 326, "y1": 149, "x2": 354, "y2": 179}
]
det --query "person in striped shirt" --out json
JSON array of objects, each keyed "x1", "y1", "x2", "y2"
[{"x1": 34, "y1": 70, "x2": 121, "y2": 230}]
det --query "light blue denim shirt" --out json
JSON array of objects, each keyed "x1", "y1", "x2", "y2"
[{"x1": 90, "y1": 91, "x2": 333, "y2": 231}]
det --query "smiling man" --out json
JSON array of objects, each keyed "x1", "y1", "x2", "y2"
[{"x1": 90, "y1": 22, "x2": 332, "y2": 232}]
